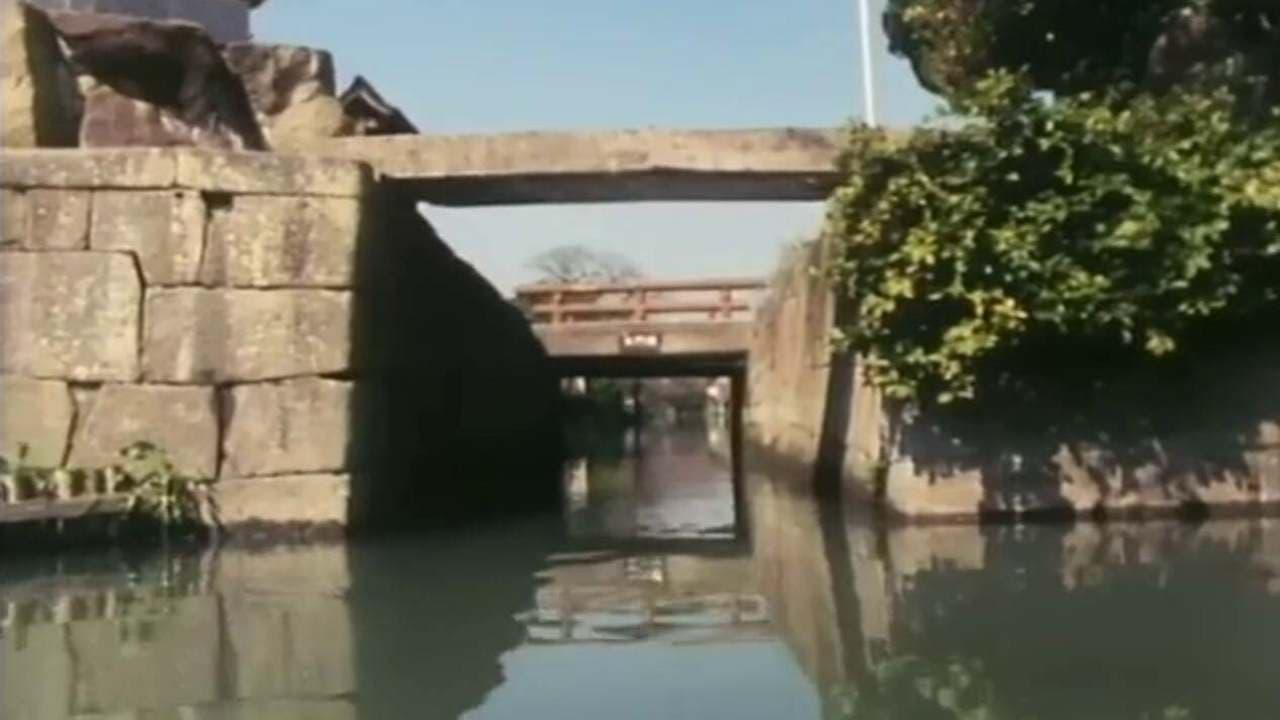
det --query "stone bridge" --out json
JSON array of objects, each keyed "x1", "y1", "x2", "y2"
[{"x1": 0, "y1": 130, "x2": 841, "y2": 533}]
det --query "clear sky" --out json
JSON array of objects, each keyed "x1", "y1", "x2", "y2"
[{"x1": 255, "y1": 0, "x2": 937, "y2": 292}]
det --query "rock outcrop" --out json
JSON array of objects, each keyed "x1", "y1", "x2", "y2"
[
  {"x1": 341, "y1": 76, "x2": 417, "y2": 136},
  {"x1": 0, "y1": 0, "x2": 79, "y2": 147},
  {"x1": 223, "y1": 43, "x2": 351, "y2": 150},
  {"x1": 2, "y1": 1, "x2": 416, "y2": 151},
  {"x1": 49, "y1": 11, "x2": 266, "y2": 149}
]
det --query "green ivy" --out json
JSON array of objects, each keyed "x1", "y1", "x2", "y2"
[{"x1": 827, "y1": 72, "x2": 1280, "y2": 404}]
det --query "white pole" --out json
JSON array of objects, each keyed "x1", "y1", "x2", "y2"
[{"x1": 858, "y1": 0, "x2": 879, "y2": 127}]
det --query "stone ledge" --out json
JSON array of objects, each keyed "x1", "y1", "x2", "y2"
[
  {"x1": 0, "y1": 148, "x2": 177, "y2": 189},
  {"x1": 0, "y1": 149, "x2": 372, "y2": 198}
]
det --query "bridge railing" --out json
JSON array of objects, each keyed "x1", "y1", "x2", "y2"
[{"x1": 515, "y1": 278, "x2": 767, "y2": 325}]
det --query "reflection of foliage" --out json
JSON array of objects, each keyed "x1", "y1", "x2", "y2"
[
  {"x1": 0, "y1": 441, "x2": 210, "y2": 529},
  {"x1": 827, "y1": 656, "x2": 995, "y2": 720},
  {"x1": 826, "y1": 654, "x2": 1198, "y2": 720}
]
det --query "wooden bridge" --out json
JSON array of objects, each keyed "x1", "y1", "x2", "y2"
[{"x1": 516, "y1": 277, "x2": 764, "y2": 377}]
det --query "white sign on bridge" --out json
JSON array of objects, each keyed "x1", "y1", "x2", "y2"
[{"x1": 620, "y1": 332, "x2": 663, "y2": 354}]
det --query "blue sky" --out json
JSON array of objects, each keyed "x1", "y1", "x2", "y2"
[{"x1": 255, "y1": 0, "x2": 937, "y2": 292}]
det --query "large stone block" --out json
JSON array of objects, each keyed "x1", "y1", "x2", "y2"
[
  {"x1": 200, "y1": 195, "x2": 361, "y2": 288},
  {"x1": 27, "y1": 189, "x2": 90, "y2": 249},
  {"x1": 143, "y1": 288, "x2": 352, "y2": 383},
  {"x1": 0, "y1": 375, "x2": 73, "y2": 466},
  {"x1": 213, "y1": 474, "x2": 352, "y2": 526},
  {"x1": 91, "y1": 190, "x2": 204, "y2": 284},
  {"x1": 69, "y1": 384, "x2": 219, "y2": 478},
  {"x1": 222, "y1": 378, "x2": 352, "y2": 478},
  {"x1": 0, "y1": 251, "x2": 141, "y2": 381}
]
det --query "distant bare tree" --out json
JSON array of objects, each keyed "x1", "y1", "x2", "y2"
[{"x1": 527, "y1": 245, "x2": 643, "y2": 284}]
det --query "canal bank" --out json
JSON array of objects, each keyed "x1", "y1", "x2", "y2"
[{"x1": 747, "y1": 239, "x2": 1280, "y2": 521}]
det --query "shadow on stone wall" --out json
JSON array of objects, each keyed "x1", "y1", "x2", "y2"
[
  {"x1": 348, "y1": 187, "x2": 564, "y2": 530},
  {"x1": 886, "y1": 322, "x2": 1280, "y2": 518}
]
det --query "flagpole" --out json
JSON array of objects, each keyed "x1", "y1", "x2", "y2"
[{"x1": 858, "y1": 0, "x2": 879, "y2": 127}]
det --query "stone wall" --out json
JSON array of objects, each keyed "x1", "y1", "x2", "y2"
[
  {"x1": 0, "y1": 147, "x2": 563, "y2": 532},
  {"x1": 747, "y1": 239, "x2": 1280, "y2": 520},
  {"x1": 746, "y1": 239, "x2": 881, "y2": 501}
]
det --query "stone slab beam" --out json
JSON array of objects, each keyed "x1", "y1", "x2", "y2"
[{"x1": 316, "y1": 128, "x2": 843, "y2": 205}]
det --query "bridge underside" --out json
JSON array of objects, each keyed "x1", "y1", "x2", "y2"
[
  {"x1": 548, "y1": 352, "x2": 746, "y2": 378},
  {"x1": 534, "y1": 321, "x2": 751, "y2": 377},
  {"x1": 317, "y1": 128, "x2": 842, "y2": 205}
]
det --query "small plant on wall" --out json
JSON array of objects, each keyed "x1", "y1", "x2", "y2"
[{"x1": 0, "y1": 442, "x2": 212, "y2": 530}]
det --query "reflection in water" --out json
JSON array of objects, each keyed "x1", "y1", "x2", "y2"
[
  {"x1": 564, "y1": 424, "x2": 738, "y2": 540},
  {"x1": 5, "y1": 425, "x2": 1280, "y2": 718}
]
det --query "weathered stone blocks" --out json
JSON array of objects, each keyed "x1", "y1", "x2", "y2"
[
  {"x1": 91, "y1": 190, "x2": 204, "y2": 284},
  {"x1": 222, "y1": 378, "x2": 352, "y2": 478},
  {"x1": 0, "y1": 189, "x2": 25, "y2": 245},
  {"x1": 213, "y1": 474, "x2": 352, "y2": 526},
  {"x1": 0, "y1": 188, "x2": 91, "y2": 249},
  {"x1": 0, "y1": 375, "x2": 73, "y2": 466},
  {"x1": 0, "y1": 251, "x2": 141, "y2": 381},
  {"x1": 143, "y1": 288, "x2": 352, "y2": 383},
  {"x1": 28, "y1": 189, "x2": 90, "y2": 249},
  {"x1": 201, "y1": 195, "x2": 360, "y2": 288},
  {"x1": 69, "y1": 384, "x2": 219, "y2": 479}
]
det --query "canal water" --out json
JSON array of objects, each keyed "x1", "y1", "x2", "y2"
[{"x1": 4, "y1": 423, "x2": 1280, "y2": 719}]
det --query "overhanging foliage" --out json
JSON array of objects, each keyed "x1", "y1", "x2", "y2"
[{"x1": 827, "y1": 72, "x2": 1280, "y2": 404}]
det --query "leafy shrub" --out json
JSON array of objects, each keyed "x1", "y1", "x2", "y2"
[{"x1": 827, "y1": 72, "x2": 1280, "y2": 404}]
